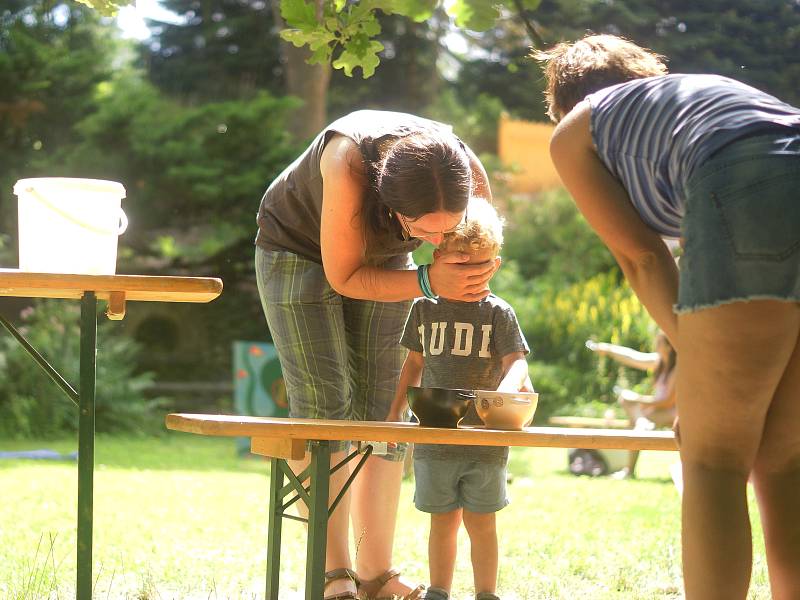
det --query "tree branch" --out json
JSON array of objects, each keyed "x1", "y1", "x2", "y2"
[{"x1": 511, "y1": 0, "x2": 546, "y2": 49}]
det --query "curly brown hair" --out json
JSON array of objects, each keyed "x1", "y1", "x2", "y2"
[
  {"x1": 533, "y1": 34, "x2": 668, "y2": 123},
  {"x1": 440, "y1": 196, "x2": 504, "y2": 258}
]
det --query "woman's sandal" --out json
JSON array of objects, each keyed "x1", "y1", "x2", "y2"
[
  {"x1": 358, "y1": 568, "x2": 425, "y2": 600},
  {"x1": 324, "y1": 568, "x2": 361, "y2": 600}
]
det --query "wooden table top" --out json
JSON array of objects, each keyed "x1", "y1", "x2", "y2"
[
  {"x1": 166, "y1": 414, "x2": 678, "y2": 452},
  {"x1": 0, "y1": 270, "x2": 223, "y2": 303}
]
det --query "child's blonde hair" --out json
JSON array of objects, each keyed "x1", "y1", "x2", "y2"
[
  {"x1": 440, "y1": 197, "x2": 504, "y2": 258},
  {"x1": 533, "y1": 34, "x2": 668, "y2": 123}
]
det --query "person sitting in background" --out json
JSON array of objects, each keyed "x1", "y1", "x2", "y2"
[{"x1": 586, "y1": 331, "x2": 676, "y2": 478}]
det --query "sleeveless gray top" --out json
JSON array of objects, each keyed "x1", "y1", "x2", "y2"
[
  {"x1": 587, "y1": 74, "x2": 800, "y2": 238},
  {"x1": 256, "y1": 110, "x2": 459, "y2": 265}
]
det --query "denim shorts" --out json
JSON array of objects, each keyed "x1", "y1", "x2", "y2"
[
  {"x1": 255, "y1": 248, "x2": 412, "y2": 459},
  {"x1": 413, "y1": 457, "x2": 509, "y2": 514},
  {"x1": 676, "y1": 131, "x2": 800, "y2": 313}
]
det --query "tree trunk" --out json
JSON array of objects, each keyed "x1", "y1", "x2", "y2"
[{"x1": 272, "y1": 0, "x2": 331, "y2": 140}]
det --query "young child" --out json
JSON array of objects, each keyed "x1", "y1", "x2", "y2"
[{"x1": 387, "y1": 197, "x2": 532, "y2": 600}]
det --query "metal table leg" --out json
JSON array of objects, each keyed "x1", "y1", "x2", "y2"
[
  {"x1": 77, "y1": 292, "x2": 97, "y2": 600},
  {"x1": 305, "y1": 441, "x2": 331, "y2": 598},
  {"x1": 0, "y1": 294, "x2": 96, "y2": 599},
  {"x1": 266, "y1": 457, "x2": 284, "y2": 598},
  {"x1": 263, "y1": 441, "x2": 373, "y2": 599}
]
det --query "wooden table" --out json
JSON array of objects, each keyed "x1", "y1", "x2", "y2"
[
  {"x1": 166, "y1": 413, "x2": 678, "y2": 599},
  {"x1": 0, "y1": 270, "x2": 222, "y2": 600}
]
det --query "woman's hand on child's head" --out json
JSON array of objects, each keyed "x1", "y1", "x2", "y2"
[{"x1": 429, "y1": 252, "x2": 500, "y2": 301}]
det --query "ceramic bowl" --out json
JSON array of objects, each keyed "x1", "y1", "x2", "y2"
[
  {"x1": 473, "y1": 390, "x2": 539, "y2": 430},
  {"x1": 407, "y1": 386, "x2": 474, "y2": 428}
]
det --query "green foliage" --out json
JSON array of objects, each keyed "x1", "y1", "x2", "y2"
[
  {"x1": 0, "y1": 3, "x2": 115, "y2": 264},
  {"x1": 439, "y1": 0, "x2": 800, "y2": 123},
  {"x1": 535, "y1": 0, "x2": 800, "y2": 106},
  {"x1": 63, "y1": 73, "x2": 302, "y2": 264},
  {"x1": 496, "y1": 266, "x2": 655, "y2": 422},
  {"x1": 492, "y1": 189, "x2": 655, "y2": 421},
  {"x1": 327, "y1": 12, "x2": 444, "y2": 116},
  {"x1": 280, "y1": 0, "x2": 403, "y2": 77},
  {"x1": 278, "y1": 0, "x2": 536, "y2": 77},
  {"x1": 0, "y1": 301, "x2": 167, "y2": 438},
  {"x1": 447, "y1": 0, "x2": 502, "y2": 31},
  {"x1": 445, "y1": 18, "x2": 550, "y2": 122},
  {"x1": 426, "y1": 89, "x2": 506, "y2": 154},
  {"x1": 502, "y1": 189, "x2": 617, "y2": 284},
  {"x1": 142, "y1": 0, "x2": 285, "y2": 102},
  {"x1": 448, "y1": 0, "x2": 538, "y2": 31},
  {"x1": 72, "y1": 0, "x2": 131, "y2": 16}
]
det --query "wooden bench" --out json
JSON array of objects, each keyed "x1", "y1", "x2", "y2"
[
  {"x1": 166, "y1": 413, "x2": 677, "y2": 599},
  {"x1": 548, "y1": 415, "x2": 631, "y2": 429}
]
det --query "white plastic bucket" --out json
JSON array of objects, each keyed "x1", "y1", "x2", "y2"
[{"x1": 14, "y1": 177, "x2": 127, "y2": 275}]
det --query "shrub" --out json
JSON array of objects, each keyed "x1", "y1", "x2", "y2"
[
  {"x1": 0, "y1": 300, "x2": 167, "y2": 438},
  {"x1": 492, "y1": 189, "x2": 657, "y2": 421}
]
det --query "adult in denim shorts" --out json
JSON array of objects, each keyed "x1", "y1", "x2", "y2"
[
  {"x1": 539, "y1": 35, "x2": 800, "y2": 600},
  {"x1": 255, "y1": 110, "x2": 497, "y2": 600}
]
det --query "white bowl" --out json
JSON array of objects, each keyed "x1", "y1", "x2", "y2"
[{"x1": 473, "y1": 390, "x2": 539, "y2": 430}]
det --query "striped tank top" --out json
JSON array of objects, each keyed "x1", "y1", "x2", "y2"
[{"x1": 587, "y1": 74, "x2": 800, "y2": 238}]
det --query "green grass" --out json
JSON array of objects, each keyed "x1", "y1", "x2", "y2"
[{"x1": 0, "y1": 434, "x2": 770, "y2": 599}]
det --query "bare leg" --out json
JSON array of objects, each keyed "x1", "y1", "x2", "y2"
[
  {"x1": 751, "y1": 324, "x2": 800, "y2": 600},
  {"x1": 617, "y1": 398, "x2": 644, "y2": 478},
  {"x1": 462, "y1": 510, "x2": 498, "y2": 595},
  {"x1": 429, "y1": 510, "x2": 462, "y2": 593},
  {"x1": 350, "y1": 455, "x2": 418, "y2": 596},
  {"x1": 289, "y1": 450, "x2": 356, "y2": 598},
  {"x1": 626, "y1": 450, "x2": 640, "y2": 477},
  {"x1": 621, "y1": 404, "x2": 674, "y2": 478},
  {"x1": 677, "y1": 301, "x2": 800, "y2": 600}
]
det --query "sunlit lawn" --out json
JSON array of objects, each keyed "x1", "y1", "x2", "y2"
[{"x1": 0, "y1": 434, "x2": 770, "y2": 599}]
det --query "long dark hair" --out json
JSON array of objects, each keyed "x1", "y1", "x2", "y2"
[{"x1": 359, "y1": 131, "x2": 472, "y2": 241}]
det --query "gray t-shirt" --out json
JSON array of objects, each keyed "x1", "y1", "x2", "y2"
[{"x1": 400, "y1": 294, "x2": 530, "y2": 463}]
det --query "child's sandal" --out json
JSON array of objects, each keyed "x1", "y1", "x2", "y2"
[{"x1": 324, "y1": 568, "x2": 360, "y2": 600}]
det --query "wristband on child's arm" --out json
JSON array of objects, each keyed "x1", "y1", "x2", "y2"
[{"x1": 416, "y1": 264, "x2": 437, "y2": 299}]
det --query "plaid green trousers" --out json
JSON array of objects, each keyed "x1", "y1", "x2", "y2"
[{"x1": 256, "y1": 248, "x2": 412, "y2": 458}]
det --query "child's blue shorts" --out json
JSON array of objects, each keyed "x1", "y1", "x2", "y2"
[{"x1": 413, "y1": 456, "x2": 509, "y2": 514}]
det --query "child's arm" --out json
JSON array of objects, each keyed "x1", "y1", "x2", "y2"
[
  {"x1": 387, "y1": 350, "x2": 425, "y2": 422},
  {"x1": 497, "y1": 351, "x2": 533, "y2": 393}
]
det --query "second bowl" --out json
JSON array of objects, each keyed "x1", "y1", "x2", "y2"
[{"x1": 473, "y1": 390, "x2": 539, "y2": 430}]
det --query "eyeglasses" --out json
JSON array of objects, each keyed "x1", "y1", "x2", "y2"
[{"x1": 396, "y1": 209, "x2": 468, "y2": 241}]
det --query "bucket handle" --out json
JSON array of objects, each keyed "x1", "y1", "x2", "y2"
[{"x1": 26, "y1": 186, "x2": 128, "y2": 236}]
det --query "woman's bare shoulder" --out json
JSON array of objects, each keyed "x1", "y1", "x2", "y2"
[
  {"x1": 551, "y1": 100, "x2": 593, "y2": 152},
  {"x1": 320, "y1": 134, "x2": 364, "y2": 179}
]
